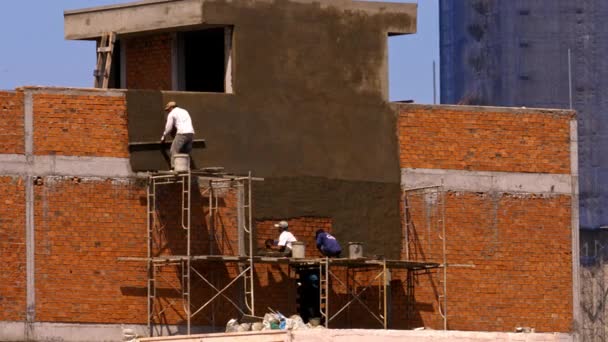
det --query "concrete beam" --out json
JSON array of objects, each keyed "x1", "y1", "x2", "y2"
[
  {"x1": 402, "y1": 168, "x2": 573, "y2": 195},
  {"x1": 0, "y1": 154, "x2": 134, "y2": 178}
]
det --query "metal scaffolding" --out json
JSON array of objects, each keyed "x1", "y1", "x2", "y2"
[
  {"x1": 142, "y1": 169, "x2": 258, "y2": 336},
  {"x1": 120, "y1": 170, "x2": 445, "y2": 337}
]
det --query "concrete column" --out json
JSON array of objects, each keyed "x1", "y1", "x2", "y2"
[
  {"x1": 24, "y1": 90, "x2": 36, "y2": 334},
  {"x1": 570, "y1": 118, "x2": 581, "y2": 341}
]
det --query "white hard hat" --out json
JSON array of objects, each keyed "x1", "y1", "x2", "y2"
[{"x1": 276, "y1": 220, "x2": 288, "y2": 229}]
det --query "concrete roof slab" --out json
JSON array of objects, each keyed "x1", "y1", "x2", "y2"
[
  {"x1": 64, "y1": 0, "x2": 416, "y2": 40},
  {"x1": 64, "y1": 0, "x2": 205, "y2": 40}
]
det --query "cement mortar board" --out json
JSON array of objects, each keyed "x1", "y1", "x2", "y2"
[
  {"x1": 0, "y1": 154, "x2": 134, "y2": 178},
  {"x1": 401, "y1": 168, "x2": 572, "y2": 195}
]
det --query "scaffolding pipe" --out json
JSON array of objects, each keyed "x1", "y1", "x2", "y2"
[
  {"x1": 441, "y1": 185, "x2": 447, "y2": 330},
  {"x1": 248, "y1": 172, "x2": 255, "y2": 316}
]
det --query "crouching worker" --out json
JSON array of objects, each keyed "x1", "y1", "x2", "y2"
[
  {"x1": 256, "y1": 239, "x2": 275, "y2": 256},
  {"x1": 315, "y1": 229, "x2": 342, "y2": 257},
  {"x1": 270, "y1": 220, "x2": 297, "y2": 257}
]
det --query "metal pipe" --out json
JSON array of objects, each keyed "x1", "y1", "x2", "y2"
[
  {"x1": 568, "y1": 48, "x2": 573, "y2": 110},
  {"x1": 248, "y1": 172, "x2": 255, "y2": 316},
  {"x1": 433, "y1": 60, "x2": 437, "y2": 105},
  {"x1": 186, "y1": 172, "x2": 192, "y2": 335},
  {"x1": 441, "y1": 186, "x2": 447, "y2": 330},
  {"x1": 147, "y1": 177, "x2": 154, "y2": 336},
  {"x1": 383, "y1": 260, "x2": 388, "y2": 329}
]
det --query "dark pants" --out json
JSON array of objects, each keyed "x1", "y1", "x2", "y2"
[
  {"x1": 170, "y1": 133, "x2": 194, "y2": 168},
  {"x1": 321, "y1": 247, "x2": 341, "y2": 258}
]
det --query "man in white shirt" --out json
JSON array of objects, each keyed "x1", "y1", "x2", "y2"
[
  {"x1": 160, "y1": 101, "x2": 195, "y2": 169},
  {"x1": 274, "y1": 220, "x2": 297, "y2": 256}
]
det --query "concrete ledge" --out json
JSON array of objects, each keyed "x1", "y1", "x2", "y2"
[
  {"x1": 138, "y1": 329, "x2": 573, "y2": 342},
  {"x1": 0, "y1": 154, "x2": 134, "y2": 178},
  {"x1": 0, "y1": 323, "x2": 572, "y2": 342},
  {"x1": 391, "y1": 102, "x2": 575, "y2": 117},
  {"x1": 0, "y1": 321, "x2": 149, "y2": 342},
  {"x1": 402, "y1": 168, "x2": 572, "y2": 194},
  {"x1": 20, "y1": 86, "x2": 125, "y2": 97},
  {"x1": 291, "y1": 329, "x2": 571, "y2": 342}
]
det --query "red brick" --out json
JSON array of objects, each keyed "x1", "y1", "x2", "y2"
[{"x1": 0, "y1": 91, "x2": 24, "y2": 154}]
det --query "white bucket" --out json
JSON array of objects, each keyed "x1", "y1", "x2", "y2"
[
  {"x1": 291, "y1": 241, "x2": 306, "y2": 258},
  {"x1": 173, "y1": 154, "x2": 190, "y2": 172},
  {"x1": 348, "y1": 242, "x2": 364, "y2": 259}
]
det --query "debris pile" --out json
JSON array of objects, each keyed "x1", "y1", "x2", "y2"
[{"x1": 225, "y1": 312, "x2": 325, "y2": 333}]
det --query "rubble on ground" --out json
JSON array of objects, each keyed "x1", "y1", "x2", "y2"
[{"x1": 225, "y1": 312, "x2": 325, "y2": 333}]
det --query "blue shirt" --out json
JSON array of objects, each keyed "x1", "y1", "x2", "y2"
[{"x1": 316, "y1": 232, "x2": 342, "y2": 254}]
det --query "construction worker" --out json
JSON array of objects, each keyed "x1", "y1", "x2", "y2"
[
  {"x1": 315, "y1": 229, "x2": 342, "y2": 257},
  {"x1": 272, "y1": 220, "x2": 297, "y2": 257},
  {"x1": 160, "y1": 101, "x2": 195, "y2": 169}
]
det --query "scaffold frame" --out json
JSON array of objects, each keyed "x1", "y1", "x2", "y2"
[{"x1": 121, "y1": 170, "x2": 444, "y2": 337}]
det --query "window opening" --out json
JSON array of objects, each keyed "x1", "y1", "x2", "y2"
[{"x1": 178, "y1": 26, "x2": 233, "y2": 93}]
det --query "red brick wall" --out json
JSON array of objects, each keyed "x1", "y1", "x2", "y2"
[
  {"x1": 0, "y1": 91, "x2": 24, "y2": 154},
  {"x1": 396, "y1": 105, "x2": 574, "y2": 332},
  {"x1": 398, "y1": 105, "x2": 573, "y2": 173},
  {"x1": 0, "y1": 176, "x2": 26, "y2": 321},
  {"x1": 125, "y1": 34, "x2": 173, "y2": 90},
  {"x1": 0, "y1": 92, "x2": 575, "y2": 332},
  {"x1": 33, "y1": 93, "x2": 128, "y2": 157},
  {"x1": 34, "y1": 177, "x2": 147, "y2": 323},
  {"x1": 399, "y1": 183, "x2": 572, "y2": 332}
]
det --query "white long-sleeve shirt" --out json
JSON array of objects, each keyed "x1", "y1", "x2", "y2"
[{"x1": 163, "y1": 107, "x2": 195, "y2": 137}]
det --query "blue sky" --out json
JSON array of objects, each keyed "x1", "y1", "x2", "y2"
[{"x1": 0, "y1": 0, "x2": 438, "y2": 103}]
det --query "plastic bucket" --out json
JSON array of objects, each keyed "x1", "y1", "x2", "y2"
[
  {"x1": 291, "y1": 241, "x2": 306, "y2": 258},
  {"x1": 348, "y1": 242, "x2": 364, "y2": 259},
  {"x1": 173, "y1": 154, "x2": 190, "y2": 172}
]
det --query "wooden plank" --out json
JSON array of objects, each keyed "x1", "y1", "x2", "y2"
[{"x1": 101, "y1": 32, "x2": 116, "y2": 89}]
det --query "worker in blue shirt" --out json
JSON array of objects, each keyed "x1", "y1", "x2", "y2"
[{"x1": 315, "y1": 229, "x2": 342, "y2": 257}]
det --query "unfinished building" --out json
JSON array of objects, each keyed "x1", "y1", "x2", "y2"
[{"x1": 0, "y1": 0, "x2": 577, "y2": 341}]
